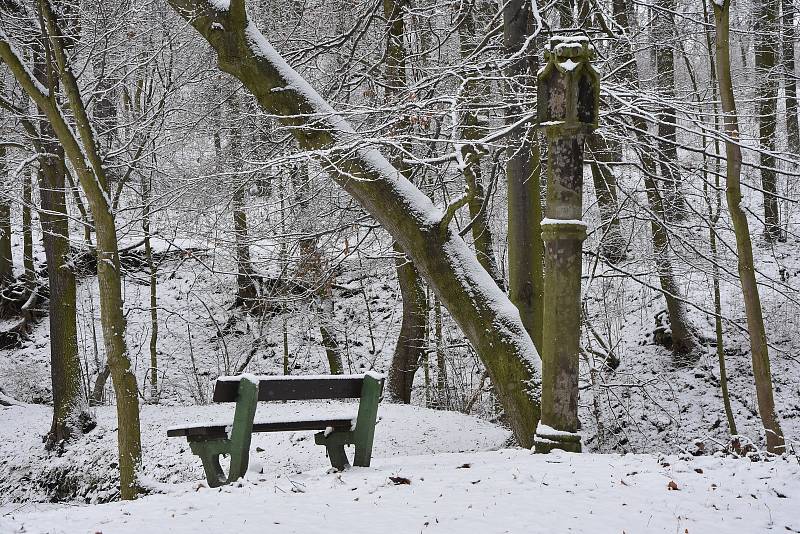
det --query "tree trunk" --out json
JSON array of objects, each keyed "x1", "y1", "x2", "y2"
[
  {"x1": 319, "y1": 291, "x2": 344, "y2": 375},
  {"x1": 561, "y1": 0, "x2": 627, "y2": 264},
  {"x1": 755, "y1": 0, "x2": 782, "y2": 242},
  {"x1": 615, "y1": 0, "x2": 699, "y2": 362},
  {"x1": 227, "y1": 97, "x2": 259, "y2": 307},
  {"x1": 587, "y1": 135, "x2": 627, "y2": 263},
  {"x1": 0, "y1": 4, "x2": 142, "y2": 498},
  {"x1": 713, "y1": 0, "x2": 785, "y2": 453},
  {"x1": 167, "y1": 0, "x2": 541, "y2": 446},
  {"x1": 382, "y1": 0, "x2": 429, "y2": 401},
  {"x1": 0, "y1": 146, "x2": 13, "y2": 287},
  {"x1": 232, "y1": 184, "x2": 258, "y2": 306},
  {"x1": 783, "y1": 0, "x2": 800, "y2": 155},
  {"x1": 457, "y1": 0, "x2": 505, "y2": 288},
  {"x1": 32, "y1": 37, "x2": 88, "y2": 448},
  {"x1": 386, "y1": 244, "x2": 427, "y2": 403},
  {"x1": 702, "y1": 0, "x2": 737, "y2": 437},
  {"x1": 142, "y1": 167, "x2": 159, "y2": 402},
  {"x1": 22, "y1": 170, "x2": 35, "y2": 290},
  {"x1": 298, "y1": 236, "x2": 344, "y2": 375},
  {"x1": 433, "y1": 296, "x2": 449, "y2": 409},
  {"x1": 504, "y1": 0, "x2": 544, "y2": 352},
  {"x1": 653, "y1": 0, "x2": 687, "y2": 219}
]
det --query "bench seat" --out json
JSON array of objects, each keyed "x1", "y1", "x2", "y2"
[{"x1": 167, "y1": 416, "x2": 355, "y2": 438}]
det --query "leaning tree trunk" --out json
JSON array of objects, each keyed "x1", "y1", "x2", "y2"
[
  {"x1": 755, "y1": 0, "x2": 782, "y2": 242},
  {"x1": 0, "y1": 6, "x2": 142, "y2": 498},
  {"x1": 382, "y1": 0, "x2": 428, "y2": 402},
  {"x1": 167, "y1": 0, "x2": 541, "y2": 446},
  {"x1": 504, "y1": 0, "x2": 544, "y2": 352},
  {"x1": 713, "y1": 0, "x2": 785, "y2": 454}
]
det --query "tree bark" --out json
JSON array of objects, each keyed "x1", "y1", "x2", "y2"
[
  {"x1": 783, "y1": 0, "x2": 800, "y2": 155},
  {"x1": 653, "y1": 0, "x2": 687, "y2": 219},
  {"x1": 0, "y1": 146, "x2": 13, "y2": 287},
  {"x1": 387, "y1": 244, "x2": 427, "y2": 403},
  {"x1": 167, "y1": 0, "x2": 541, "y2": 446},
  {"x1": 457, "y1": 0, "x2": 505, "y2": 288},
  {"x1": 382, "y1": 0, "x2": 429, "y2": 402},
  {"x1": 504, "y1": 0, "x2": 544, "y2": 352},
  {"x1": 31, "y1": 30, "x2": 88, "y2": 448},
  {"x1": 755, "y1": 0, "x2": 782, "y2": 242},
  {"x1": 713, "y1": 0, "x2": 785, "y2": 453}
]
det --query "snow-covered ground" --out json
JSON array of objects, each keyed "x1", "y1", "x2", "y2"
[
  {"x1": 0, "y1": 401, "x2": 509, "y2": 504},
  {"x1": 2, "y1": 449, "x2": 797, "y2": 534}
]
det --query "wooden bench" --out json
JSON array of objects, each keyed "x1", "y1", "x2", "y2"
[{"x1": 167, "y1": 372, "x2": 384, "y2": 487}]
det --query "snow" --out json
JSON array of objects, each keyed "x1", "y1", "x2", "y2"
[
  {"x1": 2, "y1": 449, "x2": 796, "y2": 534},
  {"x1": 540, "y1": 218, "x2": 588, "y2": 227},
  {"x1": 535, "y1": 421, "x2": 581, "y2": 439},
  {"x1": 0, "y1": 402, "x2": 509, "y2": 504},
  {"x1": 364, "y1": 370, "x2": 385, "y2": 381},
  {"x1": 167, "y1": 413, "x2": 359, "y2": 433},
  {"x1": 208, "y1": 0, "x2": 230, "y2": 11},
  {"x1": 217, "y1": 373, "x2": 374, "y2": 382},
  {"x1": 559, "y1": 59, "x2": 579, "y2": 72}
]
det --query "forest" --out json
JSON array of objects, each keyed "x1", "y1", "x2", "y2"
[{"x1": 0, "y1": 0, "x2": 798, "y2": 532}]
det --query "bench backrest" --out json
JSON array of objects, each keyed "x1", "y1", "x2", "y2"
[{"x1": 212, "y1": 374, "x2": 375, "y2": 403}]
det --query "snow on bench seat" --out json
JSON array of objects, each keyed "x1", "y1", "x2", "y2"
[{"x1": 166, "y1": 414, "x2": 356, "y2": 438}]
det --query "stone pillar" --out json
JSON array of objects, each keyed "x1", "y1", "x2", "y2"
[
  {"x1": 533, "y1": 36, "x2": 599, "y2": 453},
  {"x1": 535, "y1": 135, "x2": 587, "y2": 453}
]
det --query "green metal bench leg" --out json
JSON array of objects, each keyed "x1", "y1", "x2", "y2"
[
  {"x1": 185, "y1": 379, "x2": 259, "y2": 487},
  {"x1": 227, "y1": 378, "x2": 258, "y2": 483},
  {"x1": 189, "y1": 438, "x2": 230, "y2": 488},
  {"x1": 315, "y1": 431, "x2": 352, "y2": 470},
  {"x1": 353, "y1": 373, "x2": 383, "y2": 467},
  {"x1": 327, "y1": 442, "x2": 350, "y2": 470}
]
